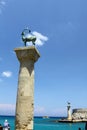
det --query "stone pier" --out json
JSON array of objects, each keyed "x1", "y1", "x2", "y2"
[{"x1": 14, "y1": 46, "x2": 40, "y2": 130}]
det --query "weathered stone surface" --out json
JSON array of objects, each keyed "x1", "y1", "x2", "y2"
[
  {"x1": 72, "y1": 108, "x2": 87, "y2": 120},
  {"x1": 14, "y1": 46, "x2": 40, "y2": 130}
]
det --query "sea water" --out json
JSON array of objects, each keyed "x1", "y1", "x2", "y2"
[{"x1": 0, "y1": 116, "x2": 85, "y2": 130}]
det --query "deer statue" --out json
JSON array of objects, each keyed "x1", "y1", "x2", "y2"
[{"x1": 21, "y1": 28, "x2": 36, "y2": 46}]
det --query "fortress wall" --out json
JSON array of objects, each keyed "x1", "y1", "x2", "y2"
[{"x1": 72, "y1": 108, "x2": 87, "y2": 120}]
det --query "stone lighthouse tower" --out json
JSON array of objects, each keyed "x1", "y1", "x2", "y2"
[
  {"x1": 67, "y1": 102, "x2": 72, "y2": 120},
  {"x1": 14, "y1": 46, "x2": 40, "y2": 130}
]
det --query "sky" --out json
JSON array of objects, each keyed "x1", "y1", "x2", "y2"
[{"x1": 0, "y1": 0, "x2": 87, "y2": 117}]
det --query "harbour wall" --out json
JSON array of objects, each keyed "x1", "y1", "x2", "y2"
[{"x1": 72, "y1": 108, "x2": 87, "y2": 120}]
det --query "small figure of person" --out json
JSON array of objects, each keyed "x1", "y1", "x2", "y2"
[
  {"x1": 3, "y1": 120, "x2": 10, "y2": 130},
  {"x1": 78, "y1": 128, "x2": 81, "y2": 130},
  {"x1": 7, "y1": 124, "x2": 10, "y2": 130},
  {"x1": 0, "y1": 124, "x2": 3, "y2": 130},
  {"x1": 85, "y1": 122, "x2": 87, "y2": 130}
]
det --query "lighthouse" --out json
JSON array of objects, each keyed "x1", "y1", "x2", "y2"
[{"x1": 67, "y1": 102, "x2": 72, "y2": 120}]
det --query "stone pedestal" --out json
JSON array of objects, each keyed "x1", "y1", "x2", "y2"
[{"x1": 14, "y1": 46, "x2": 40, "y2": 130}]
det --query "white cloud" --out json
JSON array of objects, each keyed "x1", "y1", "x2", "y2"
[
  {"x1": 34, "y1": 106, "x2": 46, "y2": 116},
  {"x1": 0, "y1": 0, "x2": 6, "y2": 14},
  {"x1": 0, "y1": 103, "x2": 67, "y2": 116},
  {"x1": 33, "y1": 31, "x2": 48, "y2": 46},
  {"x1": 2, "y1": 71, "x2": 12, "y2": 78},
  {"x1": 26, "y1": 31, "x2": 48, "y2": 46},
  {"x1": 0, "y1": 0, "x2": 6, "y2": 5},
  {"x1": 32, "y1": 31, "x2": 48, "y2": 41},
  {"x1": 34, "y1": 106, "x2": 67, "y2": 116},
  {"x1": 51, "y1": 108, "x2": 67, "y2": 117},
  {"x1": 0, "y1": 104, "x2": 15, "y2": 115}
]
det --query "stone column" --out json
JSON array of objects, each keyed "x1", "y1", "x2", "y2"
[
  {"x1": 67, "y1": 103, "x2": 72, "y2": 120},
  {"x1": 14, "y1": 46, "x2": 40, "y2": 130}
]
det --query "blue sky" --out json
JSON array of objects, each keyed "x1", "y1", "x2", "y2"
[{"x1": 0, "y1": 0, "x2": 87, "y2": 116}]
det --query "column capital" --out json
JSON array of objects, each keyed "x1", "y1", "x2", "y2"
[{"x1": 14, "y1": 46, "x2": 40, "y2": 62}]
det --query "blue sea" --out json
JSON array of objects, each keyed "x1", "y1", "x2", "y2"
[{"x1": 0, "y1": 116, "x2": 86, "y2": 130}]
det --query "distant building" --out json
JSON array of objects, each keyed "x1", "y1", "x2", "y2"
[
  {"x1": 67, "y1": 102, "x2": 87, "y2": 121},
  {"x1": 72, "y1": 108, "x2": 87, "y2": 120}
]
